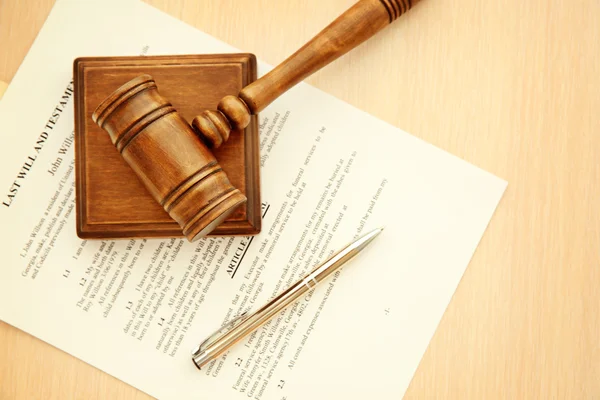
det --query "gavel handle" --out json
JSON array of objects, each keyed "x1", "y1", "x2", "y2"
[
  {"x1": 193, "y1": 0, "x2": 418, "y2": 147},
  {"x1": 240, "y1": 0, "x2": 417, "y2": 114}
]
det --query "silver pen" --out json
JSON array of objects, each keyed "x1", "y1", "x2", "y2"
[{"x1": 192, "y1": 227, "x2": 383, "y2": 369}]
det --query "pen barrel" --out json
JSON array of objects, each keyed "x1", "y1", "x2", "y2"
[
  {"x1": 192, "y1": 233, "x2": 370, "y2": 369},
  {"x1": 192, "y1": 228, "x2": 382, "y2": 369},
  {"x1": 193, "y1": 277, "x2": 311, "y2": 369}
]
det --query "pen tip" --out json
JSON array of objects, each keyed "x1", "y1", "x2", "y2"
[
  {"x1": 355, "y1": 227, "x2": 384, "y2": 249},
  {"x1": 372, "y1": 226, "x2": 384, "y2": 236}
]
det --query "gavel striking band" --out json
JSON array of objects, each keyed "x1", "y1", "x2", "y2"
[{"x1": 92, "y1": 0, "x2": 417, "y2": 241}]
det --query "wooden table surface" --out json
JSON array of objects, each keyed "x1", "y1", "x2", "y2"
[{"x1": 1, "y1": 0, "x2": 599, "y2": 398}]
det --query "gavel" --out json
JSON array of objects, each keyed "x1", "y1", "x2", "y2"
[{"x1": 92, "y1": 0, "x2": 418, "y2": 242}]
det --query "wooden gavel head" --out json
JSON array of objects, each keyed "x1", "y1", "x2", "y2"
[
  {"x1": 92, "y1": 0, "x2": 417, "y2": 241},
  {"x1": 92, "y1": 75, "x2": 247, "y2": 242}
]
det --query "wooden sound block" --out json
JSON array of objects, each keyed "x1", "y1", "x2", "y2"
[{"x1": 74, "y1": 54, "x2": 261, "y2": 239}]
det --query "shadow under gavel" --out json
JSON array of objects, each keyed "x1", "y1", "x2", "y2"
[{"x1": 93, "y1": 0, "x2": 418, "y2": 242}]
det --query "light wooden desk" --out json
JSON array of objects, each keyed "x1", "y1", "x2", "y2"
[{"x1": 1, "y1": 0, "x2": 599, "y2": 398}]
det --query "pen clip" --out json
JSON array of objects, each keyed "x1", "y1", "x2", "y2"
[{"x1": 195, "y1": 310, "x2": 250, "y2": 354}]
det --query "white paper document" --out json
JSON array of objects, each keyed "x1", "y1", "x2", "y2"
[{"x1": 0, "y1": 1, "x2": 506, "y2": 399}]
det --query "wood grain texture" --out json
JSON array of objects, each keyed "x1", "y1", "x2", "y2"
[
  {"x1": 73, "y1": 55, "x2": 261, "y2": 241},
  {"x1": 0, "y1": 81, "x2": 7, "y2": 98},
  {"x1": 1, "y1": 0, "x2": 599, "y2": 399}
]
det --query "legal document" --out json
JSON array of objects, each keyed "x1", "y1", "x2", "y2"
[{"x1": 0, "y1": 1, "x2": 506, "y2": 399}]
